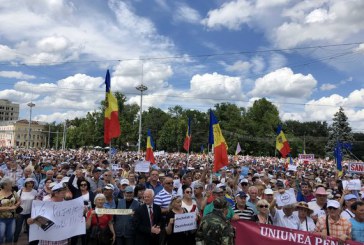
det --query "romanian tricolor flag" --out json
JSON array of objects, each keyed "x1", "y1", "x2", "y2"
[
  {"x1": 104, "y1": 70, "x2": 120, "y2": 145},
  {"x1": 183, "y1": 117, "x2": 191, "y2": 152},
  {"x1": 146, "y1": 129, "x2": 155, "y2": 164},
  {"x1": 276, "y1": 125, "x2": 290, "y2": 158},
  {"x1": 209, "y1": 110, "x2": 228, "y2": 172}
]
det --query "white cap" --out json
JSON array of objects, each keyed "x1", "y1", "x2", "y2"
[
  {"x1": 264, "y1": 189, "x2": 274, "y2": 195},
  {"x1": 240, "y1": 178, "x2": 248, "y2": 184},
  {"x1": 327, "y1": 200, "x2": 340, "y2": 209},
  {"x1": 120, "y1": 179, "x2": 129, "y2": 186},
  {"x1": 51, "y1": 183, "x2": 65, "y2": 192}
]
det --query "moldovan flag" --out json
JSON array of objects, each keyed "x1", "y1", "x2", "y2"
[
  {"x1": 146, "y1": 129, "x2": 155, "y2": 164},
  {"x1": 104, "y1": 70, "x2": 120, "y2": 145},
  {"x1": 183, "y1": 117, "x2": 191, "y2": 152},
  {"x1": 276, "y1": 125, "x2": 290, "y2": 158},
  {"x1": 209, "y1": 110, "x2": 228, "y2": 172}
]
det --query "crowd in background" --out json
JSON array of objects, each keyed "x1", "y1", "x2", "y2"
[{"x1": 0, "y1": 148, "x2": 363, "y2": 244}]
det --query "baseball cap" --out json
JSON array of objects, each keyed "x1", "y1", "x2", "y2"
[
  {"x1": 264, "y1": 189, "x2": 274, "y2": 195},
  {"x1": 104, "y1": 184, "x2": 114, "y2": 190},
  {"x1": 235, "y1": 191, "x2": 248, "y2": 198},
  {"x1": 92, "y1": 167, "x2": 102, "y2": 173},
  {"x1": 120, "y1": 179, "x2": 130, "y2": 186},
  {"x1": 212, "y1": 187, "x2": 223, "y2": 193},
  {"x1": 344, "y1": 194, "x2": 357, "y2": 201},
  {"x1": 240, "y1": 179, "x2": 248, "y2": 184},
  {"x1": 125, "y1": 186, "x2": 134, "y2": 193},
  {"x1": 327, "y1": 200, "x2": 341, "y2": 209}
]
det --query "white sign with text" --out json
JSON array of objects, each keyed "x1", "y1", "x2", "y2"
[
  {"x1": 174, "y1": 212, "x2": 197, "y2": 233},
  {"x1": 29, "y1": 197, "x2": 85, "y2": 241},
  {"x1": 274, "y1": 188, "x2": 296, "y2": 207},
  {"x1": 135, "y1": 161, "x2": 150, "y2": 172}
]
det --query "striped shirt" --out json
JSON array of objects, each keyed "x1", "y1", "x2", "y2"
[
  {"x1": 154, "y1": 188, "x2": 172, "y2": 209},
  {"x1": 233, "y1": 204, "x2": 255, "y2": 221}
]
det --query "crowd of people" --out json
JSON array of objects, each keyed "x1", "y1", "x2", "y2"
[{"x1": 0, "y1": 148, "x2": 363, "y2": 245}]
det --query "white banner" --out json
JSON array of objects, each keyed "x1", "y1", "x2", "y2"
[
  {"x1": 174, "y1": 212, "x2": 197, "y2": 233},
  {"x1": 29, "y1": 197, "x2": 85, "y2": 241},
  {"x1": 96, "y1": 208, "x2": 133, "y2": 215},
  {"x1": 135, "y1": 160, "x2": 150, "y2": 172},
  {"x1": 348, "y1": 162, "x2": 364, "y2": 174},
  {"x1": 274, "y1": 188, "x2": 296, "y2": 207}
]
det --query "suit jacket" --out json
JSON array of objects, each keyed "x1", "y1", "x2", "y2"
[{"x1": 133, "y1": 203, "x2": 163, "y2": 245}]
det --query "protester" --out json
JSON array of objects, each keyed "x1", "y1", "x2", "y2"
[
  {"x1": 114, "y1": 186, "x2": 140, "y2": 245},
  {"x1": 350, "y1": 201, "x2": 364, "y2": 242},
  {"x1": 341, "y1": 194, "x2": 357, "y2": 220},
  {"x1": 145, "y1": 170, "x2": 163, "y2": 195},
  {"x1": 133, "y1": 189, "x2": 163, "y2": 245},
  {"x1": 271, "y1": 203, "x2": 300, "y2": 229},
  {"x1": 314, "y1": 200, "x2": 352, "y2": 242},
  {"x1": 181, "y1": 185, "x2": 199, "y2": 215},
  {"x1": 233, "y1": 191, "x2": 255, "y2": 221},
  {"x1": 196, "y1": 197, "x2": 234, "y2": 245},
  {"x1": 296, "y1": 201, "x2": 315, "y2": 232},
  {"x1": 87, "y1": 168, "x2": 105, "y2": 194},
  {"x1": 165, "y1": 196, "x2": 195, "y2": 245},
  {"x1": 103, "y1": 184, "x2": 117, "y2": 209},
  {"x1": 86, "y1": 193, "x2": 115, "y2": 245},
  {"x1": 308, "y1": 187, "x2": 328, "y2": 221},
  {"x1": 154, "y1": 176, "x2": 174, "y2": 215},
  {"x1": 252, "y1": 199, "x2": 273, "y2": 224},
  {"x1": 133, "y1": 183, "x2": 146, "y2": 205},
  {"x1": 13, "y1": 178, "x2": 37, "y2": 243},
  {"x1": 0, "y1": 177, "x2": 20, "y2": 244}
]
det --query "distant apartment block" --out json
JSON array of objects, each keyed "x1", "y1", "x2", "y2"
[
  {"x1": 0, "y1": 119, "x2": 47, "y2": 148},
  {"x1": 0, "y1": 99, "x2": 19, "y2": 121}
]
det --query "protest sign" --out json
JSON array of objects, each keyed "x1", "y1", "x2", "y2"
[
  {"x1": 298, "y1": 154, "x2": 315, "y2": 160},
  {"x1": 96, "y1": 208, "x2": 133, "y2": 215},
  {"x1": 274, "y1": 188, "x2": 296, "y2": 207},
  {"x1": 111, "y1": 164, "x2": 119, "y2": 171},
  {"x1": 174, "y1": 212, "x2": 196, "y2": 233},
  {"x1": 287, "y1": 165, "x2": 297, "y2": 171},
  {"x1": 348, "y1": 162, "x2": 364, "y2": 174},
  {"x1": 342, "y1": 179, "x2": 361, "y2": 190},
  {"x1": 29, "y1": 197, "x2": 85, "y2": 242},
  {"x1": 135, "y1": 160, "x2": 150, "y2": 172},
  {"x1": 233, "y1": 220, "x2": 361, "y2": 245}
]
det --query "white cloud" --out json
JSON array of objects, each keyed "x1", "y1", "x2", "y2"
[
  {"x1": 355, "y1": 43, "x2": 364, "y2": 53},
  {"x1": 14, "y1": 81, "x2": 57, "y2": 93},
  {"x1": 202, "y1": 0, "x2": 253, "y2": 30},
  {"x1": 34, "y1": 111, "x2": 87, "y2": 123},
  {"x1": 0, "y1": 45, "x2": 17, "y2": 61},
  {"x1": 305, "y1": 8, "x2": 336, "y2": 24},
  {"x1": 320, "y1": 83, "x2": 336, "y2": 91},
  {"x1": 250, "y1": 67, "x2": 317, "y2": 98},
  {"x1": 0, "y1": 89, "x2": 39, "y2": 103},
  {"x1": 174, "y1": 3, "x2": 201, "y2": 24},
  {"x1": 0, "y1": 71, "x2": 35, "y2": 79}
]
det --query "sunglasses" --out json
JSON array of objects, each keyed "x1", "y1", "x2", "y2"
[
  {"x1": 80, "y1": 184, "x2": 88, "y2": 187},
  {"x1": 174, "y1": 177, "x2": 179, "y2": 179},
  {"x1": 259, "y1": 205, "x2": 269, "y2": 208},
  {"x1": 165, "y1": 182, "x2": 173, "y2": 185},
  {"x1": 185, "y1": 191, "x2": 192, "y2": 194}
]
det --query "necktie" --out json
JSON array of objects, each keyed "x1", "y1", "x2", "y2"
[{"x1": 149, "y1": 205, "x2": 154, "y2": 225}]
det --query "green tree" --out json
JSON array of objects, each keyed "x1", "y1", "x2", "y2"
[{"x1": 325, "y1": 107, "x2": 354, "y2": 155}]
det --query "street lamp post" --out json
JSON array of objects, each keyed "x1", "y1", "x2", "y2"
[
  {"x1": 27, "y1": 102, "x2": 35, "y2": 149},
  {"x1": 136, "y1": 84, "x2": 148, "y2": 153}
]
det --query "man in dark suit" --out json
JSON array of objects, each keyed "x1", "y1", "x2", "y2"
[{"x1": 133, "y1": 189, "x2": 163, "y2": 245}]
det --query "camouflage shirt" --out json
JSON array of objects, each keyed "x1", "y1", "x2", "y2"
[{"x1": 196, "y1": 209, "x2": 235, "y2": 245}]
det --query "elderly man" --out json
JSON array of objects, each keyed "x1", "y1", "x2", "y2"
[
  {"x1": 145, "y1": 170, "x2": 163, "y2": 195},
  {"x1": 233, "y1": 191, "x2": 255, "y2": 220},
  {"x1": 87, "y1": 167, "x2": 105, "y2": 194},
  {"x1": 17, "y1": 167, "x2": 38, "y2": 190},
  {"x1": 114, "y1": 186, "x2": 140, "y2": 245},
  {"x1": 315, "y1": 200, "x2": 351, "y2": 242},
  {"x1": 133, "y1": 189, "x2": 163, "y2": 245},
  {"x1": 271, "y1": 203, "x2": 300, "y2": 230},
  {"x1": 103, "y1": 184, "x2": 118, "y2": 208},
  {"x1": 308, "y1": 187, "x2": 328, "y2": 222}
]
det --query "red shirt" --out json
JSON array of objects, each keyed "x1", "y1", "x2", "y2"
[{"x1": 86, "y1": 209, "x2": 112, "y2": 229}]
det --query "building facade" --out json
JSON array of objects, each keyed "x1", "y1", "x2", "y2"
[
  {"x1": 0, "y1": 99, "x2": 19, "y2": 121},
  {"x1": 0, "y1": 120, "x2": 47, "y2": 148}
]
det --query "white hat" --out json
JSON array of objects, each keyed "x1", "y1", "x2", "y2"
[
  {"x1": 240, "y1": 179, "x2": 248, "y2": 184},
  {"x1": 51, "y1": 182, "x2": 65, "y2": 192},
  {"x1": 264, "y1": 189, "x2": 274, "y2": 195},
  {"x1": 103, "y1": 184, "x2": 114, "y2": 190},
  {"x1": 216, "y1": 183, "x2": 226, "y2": 188},
  {"x1": 327, "y1": 200, "x2": 341, "y2": 209},
  {"x1": 120, "y1": 179, "x2": 129, "y2": 186}
]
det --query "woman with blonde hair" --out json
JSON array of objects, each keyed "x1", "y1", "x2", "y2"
[{"x1": 252, "y1": 199, "x2": 273, "y2": 224}]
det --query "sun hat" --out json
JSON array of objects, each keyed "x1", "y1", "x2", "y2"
[{"x1": 296, "y1": 201, "x2": 314, "y2": 215}]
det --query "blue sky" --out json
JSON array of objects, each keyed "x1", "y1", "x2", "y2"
[{"x1": 0, "y1": 0, "x2": 363, "y2": 131}]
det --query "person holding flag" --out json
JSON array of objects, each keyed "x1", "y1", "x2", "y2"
[
  {"x1": 146, "y1": 129, "x2": 156, "y2": 164},
  {"x1": 209, "y1": 110, "x2": 228, "y2": 172},
  {"x1": 104, "y1": 69, "x2": 121, "y2": 145},
  {"x1": 276, "y1": 125, "x2": 290, "y2": 158}
]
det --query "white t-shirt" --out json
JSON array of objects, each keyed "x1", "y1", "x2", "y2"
[
  {"x1": 182, "y1": 199, "x2": 199, "y2": 215},
  {"x1": 341, "y1": 209, "x2": 355, "y2": 220},
  {"x1": 18, "y1": 189, "x2": 37, "y2": 214},
  {"x1": 273, "y1": 209, "x2": 300, "y2": 230}
]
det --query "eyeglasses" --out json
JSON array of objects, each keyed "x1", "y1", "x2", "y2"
[
  {"x1": 259, "y1": 205, "x2": 269, "y2": 208},
  {"x1": 165, "y1": 182, "x2": 173, "y2": 185}
]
